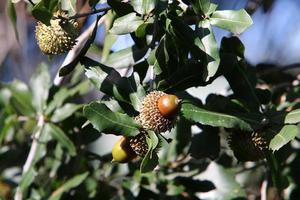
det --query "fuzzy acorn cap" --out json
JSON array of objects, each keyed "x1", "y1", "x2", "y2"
[
  {"x1": 129, "y1": 131, "x2": 149, "y2": 157},
  {"x1": 35, "y1": 10, "x2": 79, "y2": 55},
  {"x1": 228, "y1": 131, "x2": 269, "y2": 161},
  {"x1": 139, "y1": 91, "x2": 176, "y2": 133}
]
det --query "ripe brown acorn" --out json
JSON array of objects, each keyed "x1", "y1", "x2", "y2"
[
  {"x1": 228, "y1": 131, "x2": 269, "y2": 161},
  {"x1": 138, "y1": 91, "x2": 180, "y2": 133},
  {"x1": 158, "y1": 94, "x2": 180, "y2": 118},
  {"x1": 35, "y1": 10, "x2": 79, "y2": 55},
  {"x1": 112, "y1": 136, "x2": 136, "y2": 163}
]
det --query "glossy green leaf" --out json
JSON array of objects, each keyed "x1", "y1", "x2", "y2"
[
  {"x1": 140, "y1": 131, "x2": 159, "y2": 173},
  {"x1": 190, "y1": 0, "x2": 211, "y2": 15},
  {"x1": 197, "y1": 19, "x2": 220, "y2": 80},
  {"x1": 110, "y1": 13, "x2": 144, "y2": 35},
  {"x1": 83, "y1": 57, "x2": 145, "y2": 111},
  {"x1": 210, "y1": 9, "x2": 253, "y2": 34},
  {"x1": 285, "y1": 109, "x2": 300, "y2": 124},
  {"x1": 83, "y1": 102, "x2": 141, "y2": 137},
  {"x1": 103, "y1": 46, "x2": 148, "y2": 69},
  {"x1": 49, "y1": 172, "x2": 89, "y2": 200},
  {"x1": 51, "y1": 103, "x2": 83, "y2": 123},
  {"x1": 269, "y1": 125, "x2": 299, "y2": 151},
  {"x1": 29, "y1": 63, "x2": 51, "y2": 113},
  {"x1": 45, "y1": 123, "x2": 76, "y2": 156},
  {"x1": 131, "y1": 0, "x2": 155, "y2": 15},
  {"x1": 32, "y1": 0, "x2": 59, "y2": 25},
  {"x1": 181, "y1": 101, "x2": 253, "y2": 131}
]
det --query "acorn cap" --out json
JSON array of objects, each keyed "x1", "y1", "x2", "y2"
[
  {"x1": 228, "y1": 131, "x2": 269, "y2": 161},
  {"x1": 129, "y1": 131, "x2": 149, "y2": 157},
  {"x1": 139, "y1": 91, "x2": 176, "y2": 133},
  {"x1": 35, "y1": 10, "x2": 79, "y2": 55}
]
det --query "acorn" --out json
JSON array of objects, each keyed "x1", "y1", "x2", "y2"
[
  {"x1": 228, "y1": 131, "x2": 269, "y2": 161},
  {"x1": 129, "y1": 131, "x2": 149, "y2": 157},
  {"x1": 35, "y1": 10, "x2": 79, "y2": 55},
  {"x1": 112, "y1": 136, "x2": 136, "y2": 163},
  {"x1": 139, "y1": 91, "x2": 180, "y2": 133}
]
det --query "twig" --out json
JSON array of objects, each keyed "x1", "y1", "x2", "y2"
[
  {"x1": 14, "y1": 115, "x2": 45, "y2": 200},
  {"x1": 68, "y1": 6, "x2": 111, "y2": 20},
  {"x1": 53, "y1": 14, "x2": 106, "y2": 86},
  {"x1": 28, "y1": 0, "x2": 35, "y2": 6}
]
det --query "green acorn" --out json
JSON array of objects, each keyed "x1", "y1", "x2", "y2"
[
  {"x1": 228, "y1": 131, "x2": 269, "y2": 161},
  {"x1": 129, "y1": 131, "x2": 149, "y2": 157},
  {"x1": 138, "y1": 91, "x2": 179, "y2": 133},
  {"x1": 35, "y1": 10, "x2": 79, "y2": 55}
]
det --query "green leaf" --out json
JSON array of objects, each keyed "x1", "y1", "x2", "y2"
[
  {"x1": 83, "y1": 102, "x2": 141, "y2": 137},
  {"x1": 83, "y1": 57, "x2": 145, "y2": 111},
  {"x1": 49, "y1": 172, "x2": 89, "y2": 200},
  {"x1": 7, "y1": 80, "x2": 35, "y2": 116},
  {"x1": 197, "y1": 19, "x2": 220, "y2": 80},
  {"x1": 61, "y1": 0, "x2": 77, "y2": 15},
  {"x1": 110, "y1": 13, "x2": 144, "y2": 35},
  {"x1": 46, "y1": 81, "x2": 90, "y2": 115},
  {"x1": 190, "y1": 0, "x2": 211, "y2": 15},
  {"x1": 51, "y1": 103, "x2": 83, "y2": 123},
  {"x1": 29, "y1": 63, "x2": 51, "y2": 113},
  {"x1": 181, "y1": 101, "x2": 253, "y2": 131},
  {"x1": 131, "y1": 0, "x2": 156, "y2": 15},
  {"x1": 269, "y1": 125, "x2": 299, "y2": 151},
  {"x1": 32, "y1": 0, "x2": 59, "y2": 25},
  {"x1": 140, "y1": 131, "x2": 159, "y2": 173},
  {"x1": 285, "y1": 109, "x2": 300, "y2": 124},
  {"x1": 7, "y1": 1, "x2": 19, "y2": 42},
  {"x1": 102, "y1": 33, "x2": 117, "y2": 62},
  {"x1": 103, "y1": 46, "x2": 148, "y2": 69},
  {"x1": 45, "y1": 123, "x2": 76, "y2": 156},
  {"x1": 210, "y1": 9, "x2": 253, "y2": 34},
  {"x1": 20, "y1": 168, "x2": 37, "y2": 193}
]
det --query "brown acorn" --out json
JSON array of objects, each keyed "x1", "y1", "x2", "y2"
[
  {"x1": 35, "y1": 10, "x2": 79, "y2": 55},
  {"x1": 129, "y1": 131, "x2": 149, "y2": 157},
  {"x1": 138, "y1": 91, "x2": 180, "y2": 133},
  {"x1": 228, "y1": 131, "x2": 269, "y2": 161}
]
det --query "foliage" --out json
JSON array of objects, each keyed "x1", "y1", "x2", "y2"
[{"x1": 1, "y1": 0, "x2": 300, "y2": 199}]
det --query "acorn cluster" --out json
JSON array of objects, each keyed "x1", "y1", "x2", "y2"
[
  {"x1": 228, "y1": 131, "x2": 269, "y2": 161},
  {"x1": 112, "y1": 91, "x2": 180, "y2": 163},
  {"x1": 35, "y1": 10, "x2": 79, "y2": 55}
]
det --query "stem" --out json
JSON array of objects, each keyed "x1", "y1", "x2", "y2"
[
  {"x1": 60, "y1": 6, "x2": 111, "y2": 20},
  {"x1": 28, "y1": 0, "x2": 35, "y2": 6},
  {"x1": 14, "y1": 115, "x2": 45, "y2": 200}
]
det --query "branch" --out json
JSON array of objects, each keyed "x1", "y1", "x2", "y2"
[
  {"x1": 14, "y1": 115, "x2": 45, "y2": 200},
  {"x1": 68, "y1": 6, "x2": 111, "y2": 20},
  {"x1": 53, "y1": 14, "x2": 106, "y2": 86}
]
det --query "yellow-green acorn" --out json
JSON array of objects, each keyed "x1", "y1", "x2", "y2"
[
  {"x1": 228, "y1": 131, "x2": 269, "y2": 161},
  {"x1": 138, "y1": 91, "x2": 180, "y2": 133},
  {"x1": 35, "y1": 10, "x2": 79, "y2": 55},
  {"x1": 112, "y1": 136, "x2": 136, "y2": 163}
]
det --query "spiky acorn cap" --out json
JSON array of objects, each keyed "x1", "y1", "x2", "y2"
[
  {"x1": 35, "y1": 10, "x2": 78, "y2": 55},
  {"x1": 139, "y1": 91, "x2": 176, "y2": 133},
  {"x1": 228, "y1": 131, "x2": 269, "y2": 161},
  {"x1": 129, "y1": 131, "x2": 149, "y2": 157}
]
